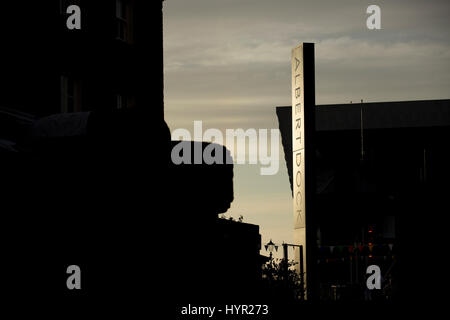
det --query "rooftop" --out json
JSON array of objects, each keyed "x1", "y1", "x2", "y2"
[{"x1": 277, "y1": 99, "x2": 450, "y2": 131}]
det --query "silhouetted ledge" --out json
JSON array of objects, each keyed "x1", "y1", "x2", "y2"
[
  {"x1": 2, "y1": 108, "x2": 235, "y2": 216},
  {"x1": 170, "y1": 140, "x2": 234, "y2": 215}
]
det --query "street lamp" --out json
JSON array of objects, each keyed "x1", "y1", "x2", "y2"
[
  {"x1": 264, "y1": 239, "x2": 278, "y2": 260},
  {"x1": 264, "y1": 240, "x2": 305, "y2": 300}
]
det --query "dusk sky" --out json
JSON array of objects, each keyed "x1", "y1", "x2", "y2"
[{"x1": 163, "y1": 0, "x2": 450, "y2": 258}]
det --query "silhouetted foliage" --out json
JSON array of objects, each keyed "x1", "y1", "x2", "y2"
[
  {"x1": 219, "y1": 214, "x2": 244, "y2": 222},
  {"x1": 262, "y1": 258, "x2": 304, "y2": 301}
]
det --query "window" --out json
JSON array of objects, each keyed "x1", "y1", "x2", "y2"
[
  {"x1": 116, "y1": 93, "x2": 126, "y2": 109},
  {"x1": 61, "y1": 76, "x2": 82, "y2": 113},
  {"x1": 116, "y1": 93, "x2": 135, "y2": 109},
  {"x1": 115, "y1": 0, "x2": 133, "y2": 43}
]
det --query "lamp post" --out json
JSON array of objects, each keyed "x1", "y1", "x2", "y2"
[
  {"x1": 265, "y1": 240, "x2": 305, "y2": 300},
  {"x1": 283, "y1": 243, "x2": 305, "y2": 301},
  {"x1": 264, "y1": 239, "x2": 278, "y2": 260}
]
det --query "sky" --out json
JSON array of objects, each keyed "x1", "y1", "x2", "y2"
[{"x1": 162, "y1": 0, "x2": 450, "y2": 259}]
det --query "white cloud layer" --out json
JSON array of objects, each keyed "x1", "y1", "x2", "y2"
[{"x1": 163, "y1": 0, "x2": 450, "y2": 244}]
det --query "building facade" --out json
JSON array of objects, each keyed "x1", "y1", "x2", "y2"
[
  {"x1": 277, "y1": 99, "x2": 450, "y2": 302},
  {"x1": 1, "y1": 1, "x2": 263, "y2": 310},
  {"x1": 2, "y1": 0, "x2": 164, "y2": 118}
]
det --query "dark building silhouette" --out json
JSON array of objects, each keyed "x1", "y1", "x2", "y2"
[
  {"x1": 277, "y1": 99, "x2": 450, "y2": 304},
  {"x1": 2, "y1": 0, "x2": 164, "y2": 118},
  {"x1": 1, "y1": 0, "x2": 264, "y2": 313},
  {"x1": 216, "y1": 218, "x2": 263, "y2": 285}
]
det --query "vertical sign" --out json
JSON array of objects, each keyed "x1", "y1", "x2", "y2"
[{"x1": 292, "y1": 43, "x2": 315, "y2": 299}]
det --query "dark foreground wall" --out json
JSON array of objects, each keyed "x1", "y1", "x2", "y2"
[{"x1": 0, "y1": 1, "x2": 266, "y2": 315}]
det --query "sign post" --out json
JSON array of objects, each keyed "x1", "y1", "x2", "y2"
[{"x1": 291, "y1": 43, "x2": 315, "y2": 299}]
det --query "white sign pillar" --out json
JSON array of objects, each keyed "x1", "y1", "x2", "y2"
[{"x1": 291, "y1": 43, "x2": 315, "y2": 299}]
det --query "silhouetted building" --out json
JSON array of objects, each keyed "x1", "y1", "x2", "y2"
[
  {"x1": 1, "y1": 1, "x2": 262, "y2": 312},
  {"x1": 216, "y1": 218, "x2": 263, "y2": 285},
  {"x1": 277, "y1": 99, "x2": 450, "y2": 302},
  {"x1": 2, "y1": 0, "x2": 163, "y2": 118}
]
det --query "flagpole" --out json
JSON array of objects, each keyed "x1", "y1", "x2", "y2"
[{"x1": 360, "y1": 99, "x2": 364, "y2": 161}]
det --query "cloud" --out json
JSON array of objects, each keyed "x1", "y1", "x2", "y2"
[
  {"x1": 164, "y1": 0, "x2": 450, "y2": 118},
  {"x1": 163, "y1": 0, "x2": 450, "y2": 243},
  {"x1": 316, "y1": 37, "x2": 450, "y2": 66}
]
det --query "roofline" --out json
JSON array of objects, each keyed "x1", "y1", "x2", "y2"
[{"x1": 277, "y1": 98, "x2": 450, "y2": 109}]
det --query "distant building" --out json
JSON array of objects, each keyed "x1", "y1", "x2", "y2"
[{"x1": 277, "y1": 99, "x2": 450, "y2": 301}]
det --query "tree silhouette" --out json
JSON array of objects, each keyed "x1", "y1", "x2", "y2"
[{"x1": 262, "y1": 258, "x2": 304, "y2": 301}]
